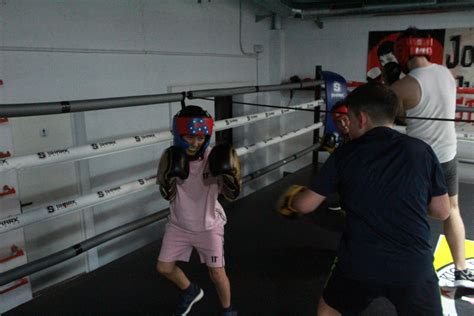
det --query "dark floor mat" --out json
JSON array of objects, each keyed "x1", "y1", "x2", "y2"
[{"x1": 5, "y1": 165, "x2": 474, "y2": 315}]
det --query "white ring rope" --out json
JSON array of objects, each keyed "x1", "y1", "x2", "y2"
[
  {"x1": 0, "y1": 132, "x2": 172, "y2": 172},
  {"x1": 235, "y1": 123, "x2": 322, "y2": 156},
  {"x1": 0, "y1": 176, "x2": 157, "y2": 234},
  {"x1": 0, "y1": 121, "x2": 322, "y2": 233},
  {"x1": 213, "y1": 100, "x2": 323, "y2": 130},
  {"x1": 0, "y1": 100, "x2": 323, "y2": 172},
  {"x1": 393, "y1": 126, "x2": 474, "y2": 141}
]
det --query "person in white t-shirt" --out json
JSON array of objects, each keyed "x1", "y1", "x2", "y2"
[
  {"x1": 390, "y1": 27, "x2": 473, "y2": 288},
  {"x1": 156, "y1": 106, "x2": 241, "y2": 315}
]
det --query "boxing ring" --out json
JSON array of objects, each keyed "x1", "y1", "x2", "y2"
[
  {"x1": 1, "y1": 71, "x2": 473, "y2": 314},
  {"x1": 0, "y1": 75, "x2": 327, "y2": 311},
  {"x1": 0, "y1": 101, "x2": 323, "y2": 279}
]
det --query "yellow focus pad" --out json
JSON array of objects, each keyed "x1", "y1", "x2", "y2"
[{"x1": 277, "y1": 185, "x2": 307, "y2": 218}]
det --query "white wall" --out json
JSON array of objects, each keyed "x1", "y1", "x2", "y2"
[{"x1": 0, "y1": 0, "x2": 289, "y2": 293}]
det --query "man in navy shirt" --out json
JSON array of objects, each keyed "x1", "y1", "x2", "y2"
[{"x1": 278, "y1": 83, "x2": 450, "y2": 315}]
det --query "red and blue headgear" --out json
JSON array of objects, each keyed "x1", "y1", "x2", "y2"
[
  {"x1": 172, "y1": 105, "x2": 214, "y2": 157},
  {"x1": 331, "y1": 102, "x2": 349, "y2": 123},
  {"x1": 394, "y1": 30, "x2": 433, "y2": 73}
]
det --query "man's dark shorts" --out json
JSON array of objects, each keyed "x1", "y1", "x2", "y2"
[
  {"x1": 441, "y1": 157, "x2": 458, "y2": 197},
  {"x1": 322, "y1": 266, "x2": 442, "y2": 316}
]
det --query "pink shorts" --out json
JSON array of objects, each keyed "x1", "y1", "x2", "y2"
[{"x1": 158, "y1": 223, "x2": 225, "y2": 268}]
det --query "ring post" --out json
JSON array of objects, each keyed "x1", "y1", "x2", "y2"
[
  {"x1": 215, "y1": 96, "x2": 233, "y2": 144},
  {"x1": 313, "y1": 66, "x2": 322, "y2": 165}
]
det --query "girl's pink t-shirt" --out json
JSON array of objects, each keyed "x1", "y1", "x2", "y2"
[{"x1": 168, "y1": 147, "x2": 226, "y2": 232}]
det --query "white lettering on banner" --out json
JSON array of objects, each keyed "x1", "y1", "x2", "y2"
[
  {"x1": 333, "y1": 82, "x2": 342, "y2": 92},
  {"x1": 0, "y1": 217, "x2": 20, "y2": 228},
  {"x1": 37, "y1": 149, "x2": 70, "y2": 159}
]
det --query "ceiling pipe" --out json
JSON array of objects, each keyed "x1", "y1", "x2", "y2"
[
  {"x1": 253, "y1": 1, "x2": 474, "y2": 19},
  {"x1": 297, "y1": 2, "x2": 474, "y2": 19}
]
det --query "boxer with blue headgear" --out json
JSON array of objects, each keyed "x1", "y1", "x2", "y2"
[{"x1": 172, "y1": 105, "x2": 214, "y2": 159}]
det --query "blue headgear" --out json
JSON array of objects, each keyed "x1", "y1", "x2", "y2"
[{"x1": 172, "y1": 106, "x2": 214, "y2": 158}]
